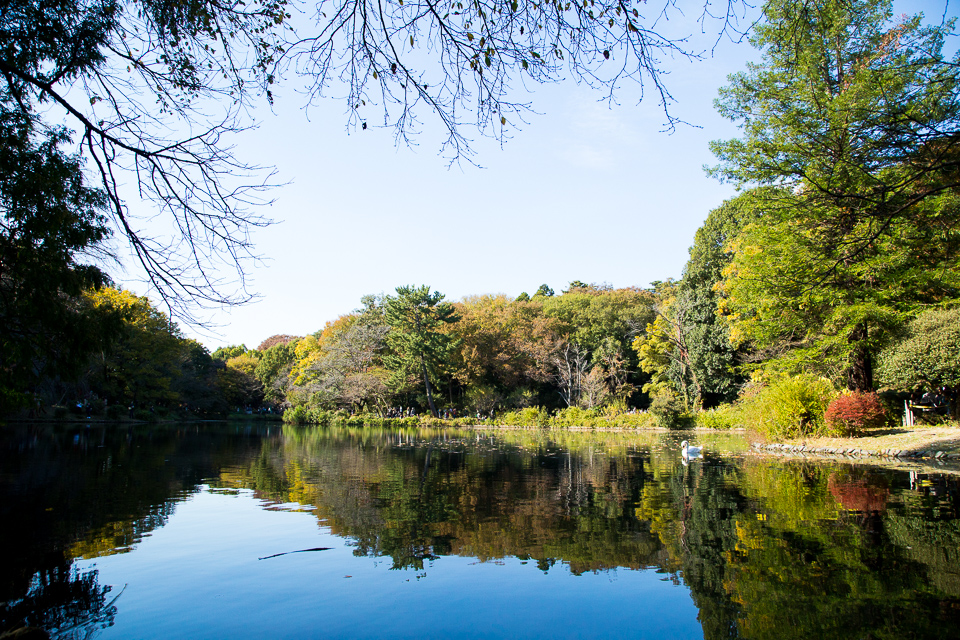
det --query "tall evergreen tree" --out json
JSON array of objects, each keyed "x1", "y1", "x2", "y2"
[
  {"x1": 675, "y1": 194, "x2": 753, "y2": 407},
  {"x1": 383, "y1": 285, "x2": 459, "y2": 417}
]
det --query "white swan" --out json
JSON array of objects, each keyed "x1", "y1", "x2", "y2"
[{"x1": 680, "y1": 440, "x2": 702, "y2": 458}]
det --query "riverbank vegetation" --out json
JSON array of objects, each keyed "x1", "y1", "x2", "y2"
[{"x1": 2, "y1": 0, "x2": 958, "y2": 438}]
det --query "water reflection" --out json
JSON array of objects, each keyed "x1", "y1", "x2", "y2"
[
  {"x1": 2, "y1": 564, "x2": 118, "y2": 640},
  {"x1": 0, "y1": 423, "x2": 273, "y2": 638},
  {"x1": 2, "y1": 423, "x2": 959, "y2": 639}
]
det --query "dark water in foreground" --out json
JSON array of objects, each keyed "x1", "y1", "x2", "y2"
[{"x1": 2, "y1": 423, "x2": 959, "y2": 639}]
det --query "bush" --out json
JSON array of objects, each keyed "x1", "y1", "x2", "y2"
[
  {"x1": 133, "y1": 408, "x2": 158, "y2": 422},
  {"x1": 106, "y1": 404, "x2": 127, "y2": 420},
  {"x1": 283, "y1": 406, "x2": 334, "y2": 425},
  {"x1": 87, "y1": 398, "x2": 106, "y2": 416},
  {"x1": 497, "y1": 407, "x2": 551, "y2": 427},
  {"x1": 738, "y1": 374, "x2": 837, "y2": 440},
  {"x1": 648, "y1": 390, "x2": 691, "y2": 430},
  {"x1": 694, "y1": 405, "x2": 741, "y2": 430},
  {"x1": 549, "y1": 406, "x2": 597, "y2": 428},
  {"x1": 824, "y1": 392, "x2": 887, "y2": 436},
  {"x1": 281, "y1": 405, "x2": 306, "y2": 424},
  {"x1": 0, "y1": 388, "x2": 29, "y2": 415}
]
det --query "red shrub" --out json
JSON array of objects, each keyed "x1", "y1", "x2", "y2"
[{"x1": 824, "y1": 392, "x2": 887, "y2": 436}]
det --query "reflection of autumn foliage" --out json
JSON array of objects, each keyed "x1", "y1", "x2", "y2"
[
  {"x1": 214, "y1": 426, "x2": 670, "y2": 574},
  {"x1": 827, "y1": 473, "x2": 890, "y2": 513}
]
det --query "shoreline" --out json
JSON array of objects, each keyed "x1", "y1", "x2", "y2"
[
  {"x1": 747, "y1": 442, "x2": 960, "y2": 475},
  {"x1": 7, "y1": 417, "x2": 958, "y2": 457},
  {"x1": 747, "y1": 425, "x2": 960, "y2": 470},
  {"x1": 467, "y1": 424, "x2": 744, "y2": 433}
]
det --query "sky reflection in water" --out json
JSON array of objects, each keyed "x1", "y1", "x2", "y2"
[{"x1": 82, "y1": 487, "x2": 700, "y2": 639}]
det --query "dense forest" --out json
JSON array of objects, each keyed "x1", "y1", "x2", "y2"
[{"x1": 2, "y1": 0, "x2": 959, "y2": 436}]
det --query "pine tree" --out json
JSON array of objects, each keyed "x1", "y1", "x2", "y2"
[{"x1": 383, "y1": 285, "x2": 459, "y2": 417}]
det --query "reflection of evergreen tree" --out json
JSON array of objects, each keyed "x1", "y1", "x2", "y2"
[
  {"x1": 633, "y1": 454, "x2": 747, "y2": 639},
  {"x1": 0, "y1": 559, "x2": 116, "y2": 638},
  {"x1": 676, "y1": 464, "x2": 747, "y2": 640}
]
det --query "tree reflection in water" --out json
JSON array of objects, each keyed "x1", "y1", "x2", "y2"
[{"x1": 1, "y1": 557, "x2": 118, "y2": 639}]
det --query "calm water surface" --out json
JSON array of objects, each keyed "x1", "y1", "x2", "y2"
[{"x1": 2, "y1": 423, "x2": 959, "y2": 639}]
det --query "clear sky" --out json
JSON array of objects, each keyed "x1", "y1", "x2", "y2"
[{"x1": 115, "y1": 0, "x2": 955, "y2": 351}]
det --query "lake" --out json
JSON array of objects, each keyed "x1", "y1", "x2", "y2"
[{"x1": 2, "y1": 423, "x2": 958, "y2": 639}]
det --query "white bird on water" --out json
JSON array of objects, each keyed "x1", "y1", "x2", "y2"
[{"x1": 680, "y1": 440, "x2": 702, "y2": 458}]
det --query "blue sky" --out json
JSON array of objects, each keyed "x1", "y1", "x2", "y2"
[{"x1": 115, "y1": 1, "x2": 955, "y2": 350}]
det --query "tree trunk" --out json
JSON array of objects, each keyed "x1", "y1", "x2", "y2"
[
  {"x1": 848, "y1": 323, "x2": 873, "y2": 391},
  {"x1": 420, "y1": 356, "x2": 438, "y2": 417}
]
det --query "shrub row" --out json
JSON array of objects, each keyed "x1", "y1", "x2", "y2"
[
  {"x1": 282, "y1": 406, "x2": 424, "y2": 428},
  {"x1": 283, "y1": 380, "x2": 893, "y2": 438},
  {"x1": 693, "y1": 405, "x2": 741, "y2": 430},
  {"x1": 496, "y1": 406, "x2": 662, "y2": 429},
  {"x1": 282, "y1": 405, "x2": 665, "y2": 429}
]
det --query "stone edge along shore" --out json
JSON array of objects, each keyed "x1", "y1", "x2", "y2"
[{"x1": 751, "y1": 442, "x2": 960, "y2": 462}]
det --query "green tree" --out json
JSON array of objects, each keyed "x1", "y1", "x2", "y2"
[
  {"x1": 520, "y1": 286, "x2": 654, "y2": 408},
  {"x1": 632, "y1": 280, "x2": 699, "y2": 410},
  {"x1": 175, "y1": 340, "x2": 227, "y2": 415},
  {"x1": 533, "y1": 284, "x2": 555, "y2": 298},
  {"x1": 85, "y1": 288, "x2": 186, "y2": 408},
  {"x1": 219, "y1": 354, "x2": 265, "y2": 409},
  {"x1": 383, "y1": 285, "x2": 459, "y2": 417},
  {"x1": 676, "y1": 194, "x2": 753, "y2": 406},
  {"x1": 217, "y1": 346, "x2": 265, "y2": 408},
  {"x1": 212, "y1": 345, "x2": 250, "y2": 361},
  {"x1": 541, "y1": 287, "x2": 654, "y2": 356},
  {"x1": 876, "y1": 308, "x2": 960, "y2": 417},
  {"x1": 0, "y1": 112, "x2": 111, "y2": 410},
  {"x1": 710, "y1": 0, "x2": 960, "y2": 389},
  {"x1": 255, "y1": 341, "x2": 298, "y2": 404},
  {"x1": 565, "y1": 280, "x2": 591, "y2": 292}
]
